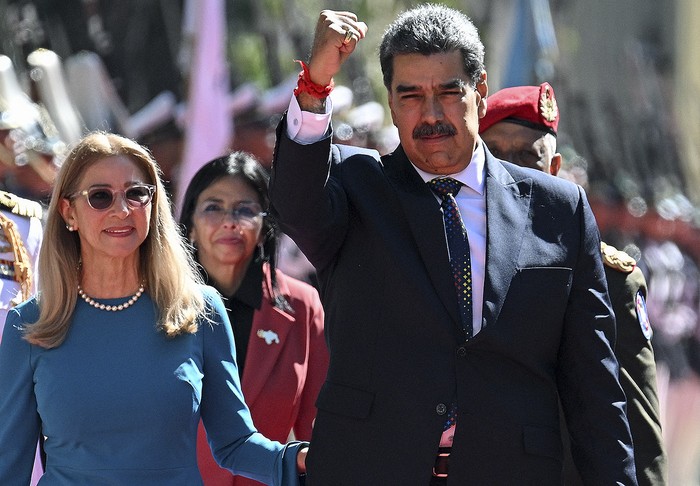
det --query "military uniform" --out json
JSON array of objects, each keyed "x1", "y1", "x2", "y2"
[
  {"x1": 0, "y1": 190, "x2": 43, "y2": 339},
  {"x1": 601, "y1": 243, "x2": 666, "y2": 485}
]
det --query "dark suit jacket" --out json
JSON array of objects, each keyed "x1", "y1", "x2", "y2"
[{"x1": 269, "y1": 124, "x2": 636, "y2": 485}]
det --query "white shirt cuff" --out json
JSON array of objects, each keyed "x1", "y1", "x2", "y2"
[{"x1": 286, "y1": 95, "x2": 333, "y2": 144}]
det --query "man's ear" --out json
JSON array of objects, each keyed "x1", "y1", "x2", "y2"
[
  {"x1": 476, "y1": 71, "x2": 488, "y2": 118},
  {"x1": 550, "y1": 153, "x2": 562, "y2": 176}
]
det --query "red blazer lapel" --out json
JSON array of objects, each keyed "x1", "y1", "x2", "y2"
[{"x1": 241, "y1": 264, "x2": 295, "y2": 406}]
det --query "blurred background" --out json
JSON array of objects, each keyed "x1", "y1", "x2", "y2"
[{"x1": 1, "y1": 0, "x2": 699, "y2": 483}]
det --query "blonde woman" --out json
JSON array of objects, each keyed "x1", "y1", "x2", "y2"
[{"x1": 0, "y1": 132, "x2": 306, "y2": 485}]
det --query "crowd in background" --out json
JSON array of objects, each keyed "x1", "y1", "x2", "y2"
[{"x1": 1, "y1": 0, "x2": 700, "y2": 483}]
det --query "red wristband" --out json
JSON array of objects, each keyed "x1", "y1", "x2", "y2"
[{"x1": 293, "y1": 60, "x2": 334, "y2": 99}]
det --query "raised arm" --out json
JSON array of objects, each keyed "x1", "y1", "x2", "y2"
[{"x1": 269, "y1": 11, "x2": 369, "y2": 272}]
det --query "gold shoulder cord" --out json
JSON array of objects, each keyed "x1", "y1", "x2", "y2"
[
  {"x1": 0, "y1": 213, "x2": 33, "y2": 306},
  {"x1": 600, "y1": 241, "x2": 636, "y2": 274}
]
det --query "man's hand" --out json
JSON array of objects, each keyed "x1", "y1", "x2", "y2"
[
  {"x1": 308, "y1": 10, "x2": 367, "y2": 86},
  {"x1": 297, "y1": 10, "x2": 368, "y2": 112}
]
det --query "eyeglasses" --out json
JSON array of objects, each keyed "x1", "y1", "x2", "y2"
[
  {"x1": 195, "y1": 201, "x2": 266, "y2": 228},
  {"x1": 70, "y1": 184, "x2": 156, "y2": 211}
]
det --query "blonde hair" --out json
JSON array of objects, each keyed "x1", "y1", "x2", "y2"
[{"x1": 25, "y1": 132, "x2": 204, "y2": 348}]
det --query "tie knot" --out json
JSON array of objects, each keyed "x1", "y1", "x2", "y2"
[{"x1": 428, "y1": 177, "x2": 463, "y2": 199}]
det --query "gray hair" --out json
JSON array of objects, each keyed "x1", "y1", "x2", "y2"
[{"x1": 379, "y1": 4, "x2": 485, "y2": 90}]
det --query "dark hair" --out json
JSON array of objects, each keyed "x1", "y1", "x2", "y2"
[
  {"x1": 379, "y1": 4, "x2": 485, "y2": 90},
  {"x1": 179, "y1": 151, "x2": 291, "y2": 311}
]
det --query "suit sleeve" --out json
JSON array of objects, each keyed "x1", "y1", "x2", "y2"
[
  {"x1": 293, "y1": 285, "x2": 328, "y2": 440},
  {"x1": 0, "y1": 310, "x2": 42, "y2": 486},
  {"x1": 269, "y1": 117, "x2": 349, "y2": 272},
  {"x1": 199, "y1": 287, "x2": 305, "y2": 486},
  {"x1": 556, "y1": 187, "x2": 637, "y2": 485}
]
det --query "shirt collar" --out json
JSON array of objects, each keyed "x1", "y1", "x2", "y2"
[{"x1": 411, "y1": 141, "x2": 486, "y2": 195}]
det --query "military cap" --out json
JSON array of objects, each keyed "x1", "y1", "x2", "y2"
[{"x1": 480, "y1": 82, "x2": 559, "y2": 136}]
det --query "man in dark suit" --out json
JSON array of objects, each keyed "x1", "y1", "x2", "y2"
[
  {"x1": 479, "y1": 82, "x2": 667, "y2": 485},
  {"x1": 270, "y1": 5, "x2": 636, "y2": 485}
]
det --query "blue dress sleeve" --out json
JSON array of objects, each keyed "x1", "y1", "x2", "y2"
[
  {"x1": 199, "y1": 286, "x2": 306, "y2": 486},
  {"x1": 0, "y1": 307, "x2": 42, "y2": 485}
]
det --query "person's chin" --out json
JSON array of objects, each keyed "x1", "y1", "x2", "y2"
[
  {"x1": 214, "y1": 248, "x2": 249, "y2": 265},
  {"x1": 417, "y1": 152, "x2": 462, "y2": 175}
]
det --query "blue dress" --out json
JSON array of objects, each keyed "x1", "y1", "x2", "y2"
[{"x1": 0, "y1": 286, "x2": 303, "y2": 485}]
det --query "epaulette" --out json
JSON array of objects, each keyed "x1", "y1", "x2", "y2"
[
  {"x1": 0, "y1": 191, "x2": 43, "y2": 220},
  {"x1": 601, "y1": 241, "x2": 636, "y2": 273}
]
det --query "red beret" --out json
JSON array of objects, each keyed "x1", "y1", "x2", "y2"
[{"x1": 479, "y1": 82, "x2": 559, "y2": 136}]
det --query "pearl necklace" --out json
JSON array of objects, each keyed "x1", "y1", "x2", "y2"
[{"x1": 78, "y1": 283, "x2": 145, "y2": 312}]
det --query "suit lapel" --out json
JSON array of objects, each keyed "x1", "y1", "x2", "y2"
[
  {"x1": 482, "y1": 154, "x2": 533, "y2": 327},
  {"x1": 241, "y1": 268, "x2": 294, "y2": 406},
  {"x1": 384, "y1": 146, "x2": 461, "y2": 326}
]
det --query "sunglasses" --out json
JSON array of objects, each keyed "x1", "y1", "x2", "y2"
[
  {"x1": 195, "y1": 201, "x2": 266, "y2": 228},
  {"x1": 70, "y1": 184, "x2": 156, "y2": 211}
]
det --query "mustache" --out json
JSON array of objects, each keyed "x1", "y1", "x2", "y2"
[{"x1": 412, "y1": 122, "x2": 457, "y2": 139}]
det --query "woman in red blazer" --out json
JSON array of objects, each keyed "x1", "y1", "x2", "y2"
[{"x1": 179, "y1": 152, "x2": 328, "y2": 486}]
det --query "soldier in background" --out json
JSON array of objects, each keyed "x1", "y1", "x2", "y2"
[
  {"x1": 0, "y1": 190, "x2": 42, "y2": 338},
  {"x1": 0, "y1": 53, "x2": 48, "y2": 333},
  {"x1": 1, "y1": 51, "x2": 50, "y2": 486},
  {"x1": 479, "y1": 82, "x2": 667, "y2": 485}
]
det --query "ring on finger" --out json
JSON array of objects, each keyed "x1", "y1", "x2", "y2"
[{"x1": 342, "y1": 28, "x2": 353, "y2": 45}]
